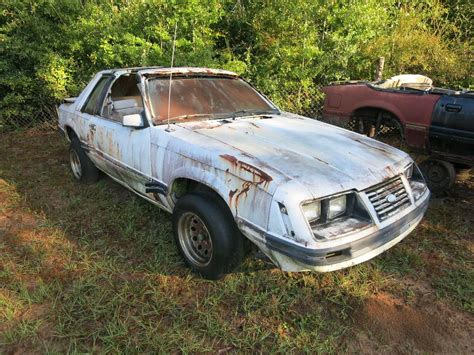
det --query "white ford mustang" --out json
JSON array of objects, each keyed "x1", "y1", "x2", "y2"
[{"x1": 58, "y1": 67, "x2": 430, "y2": 279}]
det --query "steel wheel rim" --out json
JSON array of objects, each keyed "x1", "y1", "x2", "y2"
[
  {"x1": 70, "y1": 149, "x2": 82, "y2": 179},
  {"x1": 427, "y1": 164, "x2": 446, "y2": 183},
  {"x1": 178, "y1": 212, "x2": 213, "y2": 266}
]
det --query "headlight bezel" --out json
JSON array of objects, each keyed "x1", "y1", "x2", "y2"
[
  {"x1": 301, "y1": 192, "x2": 364, "y2": 226},
  {"x1": 404, "y1": 164, "x2": 414, "y2": 180},
  {"x1": 300, "y1": 191, "x2": 373, "y2": 240},
  {"x1": 404, "y1": 163, "x2": 427, "y2": 201}
]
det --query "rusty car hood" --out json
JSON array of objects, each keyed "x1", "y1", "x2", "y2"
[{"x1": 169, "y1": 113, "x2": 411, "y2": 197}]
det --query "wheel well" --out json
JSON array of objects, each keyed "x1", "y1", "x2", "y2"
[
  {"x1": 65, "y1": 126, "x2": 78, "y2": 141},
  {"x1": 170, "y1": 177, "x2": 234, "y2": 218},
  {"x1": 171, "y1": 178, "x2": 224, "y2": 202},
  {"x1": 352, "y1": 107, "x2": 397, "y2": 121},
  {"x1": 351, "y1": 107, "x2": 404, "y2": 139}
]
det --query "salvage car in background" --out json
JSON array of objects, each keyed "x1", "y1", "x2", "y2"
[
  {"x1": 58, "y1": 67, "x2": 430, "y2": 279},
  {"x1": 321, "y1": 74, "x2": 474, "y2": 193}
]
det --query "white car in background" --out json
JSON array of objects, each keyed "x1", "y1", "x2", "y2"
[{"x1": 58, "y1": 67, "x2": 430, "y2": 279}]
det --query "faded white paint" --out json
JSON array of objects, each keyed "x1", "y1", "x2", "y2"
[{"x1": 58, "y1": 67, "x2": 430, "y2": 272}]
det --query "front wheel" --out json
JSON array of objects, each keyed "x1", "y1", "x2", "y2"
[{"x1": 172, "y1": 192, "x2": 245, "y2": 279}]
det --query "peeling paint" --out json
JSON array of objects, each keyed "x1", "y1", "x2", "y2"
[
  {"x1": 58, "y1": 67, "x2": 430, "y2": 274},
  {"x1": 228, "y1": 188, "x2": 238, "y2": 203},
  {"x1": 220, "y1": 154, "x2": 273, "y2": 184}
]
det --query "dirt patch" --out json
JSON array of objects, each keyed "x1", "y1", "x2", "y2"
[{"x1": 349, "y1": 291, "x2": 474, "y2": 354}]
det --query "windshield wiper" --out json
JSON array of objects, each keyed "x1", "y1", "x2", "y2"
[
  {"x1": 167, "y1": 113, "x2": 214, "y2": 123},
  {"x1": 165, "y1": 109, "x2": 279, "y2": 124},
  {"x1": 230, "y1": 109, "x2": 280, "y2": 119}
]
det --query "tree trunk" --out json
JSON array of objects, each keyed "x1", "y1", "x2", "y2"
[{"x1": 375, "y1": 56, "x2": 385, "y2": 81}]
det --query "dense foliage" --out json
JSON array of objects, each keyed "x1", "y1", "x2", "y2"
[{"x1": 0, "y1": 0, "x2": 472, "y2": 126}]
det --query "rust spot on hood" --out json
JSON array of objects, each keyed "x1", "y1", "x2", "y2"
[
  {"x1": 384, "y1": 165, "x2": 396, "y2": 176},
  {"x1": 220, "y1": 154, "x2": 273, "y2": 183},
  {"x1": 352, "y1": 138, "x2": 392, "y2": 156}
]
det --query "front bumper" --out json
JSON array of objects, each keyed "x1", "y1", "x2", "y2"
[{"x1": 242, "y1": 192, "x2": 429, "y2": 272}]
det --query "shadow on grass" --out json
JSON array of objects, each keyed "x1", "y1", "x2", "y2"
[{"x1": 0, "y1": 130, "x2": 357, "y2": 352}]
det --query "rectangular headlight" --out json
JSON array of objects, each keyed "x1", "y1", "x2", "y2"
[
  {"x1": 328, "y1": 195, "x2": 346, "y2": 219},
  {"x1": 302, "y1": 201, "x2": 321, "y2": 223}
]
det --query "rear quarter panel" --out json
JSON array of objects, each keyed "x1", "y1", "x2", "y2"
[
  {"x1": 322, "y1": 84, "x2": 441, "y2": 149},
  {"x1": 58, "y1": 73, "x2": 104, "y2": 141},
  {"x1": 58, "y1": 101, "x2": 90, "y2": 142}
]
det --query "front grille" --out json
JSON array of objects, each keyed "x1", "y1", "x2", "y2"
[{"x1": 365, "y1": 176, "x2": 411, "y2": 221}]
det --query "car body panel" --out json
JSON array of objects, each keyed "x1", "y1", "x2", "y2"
[
  {"x1": 58, "y1": 67, "x2": 430, "y2": 272},
  {"x1": 321, "y1": 78, "x2": 474, "y2": 166},
  {"x1": 321, "y1": 83, "x2": 440, "y2": 149},
  {"x1": 430, "y1": 94, "x2": 474, "y2": 165}
]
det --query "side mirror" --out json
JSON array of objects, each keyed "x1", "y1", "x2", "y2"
[{"x1": 122, "y1": 114, "x2": 144, "y2": 128}]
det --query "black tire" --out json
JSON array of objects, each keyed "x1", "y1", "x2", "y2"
[
  {"x1": 69, "y1": 138, "x2": 100, "y2": 184},
  {"x1": 172, "y1": 192, "x2": 245, "y2": 280},
  {"x1": 419, "y1": 159, "x2": 456, "y2": 195}
]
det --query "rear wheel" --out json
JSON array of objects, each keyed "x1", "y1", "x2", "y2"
[
  {"x1": 419, "y1": 159, "x2": 456, "y2": 195},
  {"x1": 172, "y1": 192, "x2": 245, "y2": 279},
  {"x1": 69, "y1": 138, "x2": 100, "y2": 183}
]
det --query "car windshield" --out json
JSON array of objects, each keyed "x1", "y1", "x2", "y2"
[{"x1": 147, "y1": 76, "x2": 279, "y2": 124}]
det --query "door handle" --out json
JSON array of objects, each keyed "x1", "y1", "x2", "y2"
[
  {"x1": 445, "y1": 104, "x2": 461, "y2": 113},
  {"x1": 89, "y1": 123, "x2": 96, "y2": 131}
]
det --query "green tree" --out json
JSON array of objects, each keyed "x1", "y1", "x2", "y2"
[{"x1": 0, "y1": 0, "x2": 471, "y2": 128}]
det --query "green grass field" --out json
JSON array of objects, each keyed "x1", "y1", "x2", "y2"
[{"x1": 1, "y1": 130, "x2": 473, "y2": 353}]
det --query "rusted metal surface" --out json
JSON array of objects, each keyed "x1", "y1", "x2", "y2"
[
  {"x1": 220, "y1": 154, "x2": 273, "y2": 184},
  {"x1": 58, "y1": 67, "x2": 430, "y2": 273}
]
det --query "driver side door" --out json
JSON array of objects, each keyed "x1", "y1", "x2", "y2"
[{"x1": 86, "y1": 73, "x2": 152, "y2": 195}]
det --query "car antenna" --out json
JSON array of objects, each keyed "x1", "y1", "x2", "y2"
[{"x1": 166, "y1": 23, "x2": 178, "y2": 132}]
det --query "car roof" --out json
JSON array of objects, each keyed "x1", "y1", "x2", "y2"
[{"x1": 98, "y1": 66, "x2": 239, "y2": 77}]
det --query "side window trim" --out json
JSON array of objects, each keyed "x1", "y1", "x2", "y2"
[
  {"x1": 80, "y1": 75, "x2": 113, "y2": 114},
  {"x1": 94, "y1": 75, "x2": 116, "y2": 116},
  {"x1": 98, "y1": 73, "x2": 124, "y2": 120}
]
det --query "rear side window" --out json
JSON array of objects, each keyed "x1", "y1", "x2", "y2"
[{"x1": 82, "y1": 76, "x2": 110, "y2": 115}]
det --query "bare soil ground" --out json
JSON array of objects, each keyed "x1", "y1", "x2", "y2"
[{"x1": 0, "y1": 130, "x2": 473, "y2": 353}]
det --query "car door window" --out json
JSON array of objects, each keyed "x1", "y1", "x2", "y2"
[
  {"x1": 101, "y1": 74, "x2": 144, "y2": 122},
  {"x1": 82, "y1": 76, "x2": 110, "y2": 115}
]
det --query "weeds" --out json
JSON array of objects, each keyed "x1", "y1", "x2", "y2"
[
  {"x1": 433, "y1": 267, "x2": 474, "y2": 313},
  {"x1": 0, "y1": 130, "x2": 472, "y2": 353}
]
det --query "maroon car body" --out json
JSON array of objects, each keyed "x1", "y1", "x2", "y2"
[
  {"x1": 321, "y1": 80, "x2": 440, "y2": 150},
  {"x1": 321, "y1": 75, "x2": 474, "y2": 192}
]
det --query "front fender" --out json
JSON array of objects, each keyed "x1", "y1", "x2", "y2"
[
  {"x1": 169, "y1": 166, "x2": 233, "y2": 208},
  {"x1": 164, "y1": 160, "x2": 273, "y2": 231}
]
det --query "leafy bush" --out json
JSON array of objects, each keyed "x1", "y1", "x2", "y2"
[{"x1": 0, "y1": 0, "x2": 471, "y2": 127}]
